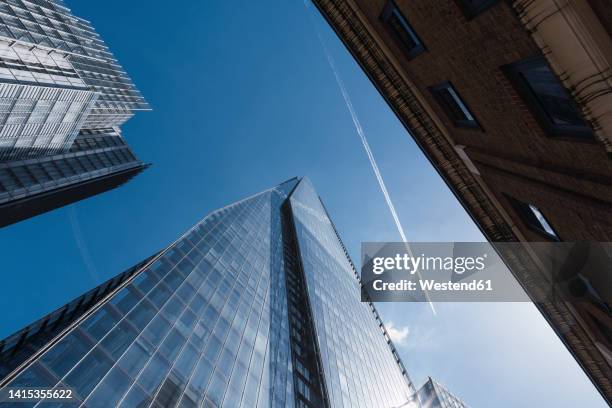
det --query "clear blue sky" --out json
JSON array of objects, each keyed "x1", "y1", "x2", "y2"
[{"x1": 0, "y1": 1, "x2": 606, "y2": 406}]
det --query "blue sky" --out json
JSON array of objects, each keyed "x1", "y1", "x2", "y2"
[{"x1": 0, "y1": 1, "x2": 606, "y2": 406}]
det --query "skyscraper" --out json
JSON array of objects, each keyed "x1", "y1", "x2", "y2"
[
  {"x1": 0, "y1": 0, "x2": 149, "y2": 226},
  {"x1": 0, "y1": 128, "x2": 147, "y2": 228},
  {"x1": 414, "y1": 378, "x2": 468, "y2": 408},
  {"x1": 0, "y1": 177, "x2": 417, "y2": 408}
]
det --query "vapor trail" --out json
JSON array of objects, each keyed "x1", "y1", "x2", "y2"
[
  {"x1": 69, "y1": 206, "x2": 101, "y2": 283},
  {"x1": 304, "y1": 0, "x2": 436, "y2": 314}
]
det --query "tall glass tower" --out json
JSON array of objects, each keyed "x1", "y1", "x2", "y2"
[
  {"x1": 414, "y1": 377, "x2": 468, "y2": 408},
  {"x1": 0, "y1": 178, "x2": 416, "y2": 408},
  {"x1": 0, "y1": 0, "x2": 149, "y2": 227}
]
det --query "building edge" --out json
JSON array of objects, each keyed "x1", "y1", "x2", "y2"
[
  {"x1": 309, "y1": 0, "x2": 612, "y2": 403},
  {"x1": 0, "y1": 163, "x2": 149, "y2": 229}
]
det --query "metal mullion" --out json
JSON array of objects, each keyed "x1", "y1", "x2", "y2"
[
  {"x1": 174, "y1": 200, "x2": 265, "y2": 407},
  {"x1": 81, "y1": 208, "x2": 249, "y2": 407}
]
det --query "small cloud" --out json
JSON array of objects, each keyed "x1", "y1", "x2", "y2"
[{"x1": 386, "y1": 321, "x2": 410, "y2": 345}]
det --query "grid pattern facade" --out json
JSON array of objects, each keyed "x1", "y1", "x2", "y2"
[
  {"x1": 0, "y1": 178, "x2": 414, "y2": 408},
  {"x1": 0, "y1": 0, "x2": 150, "y2": 161},
  {"x1": 289, "y1": 179, "x2": 415, "y2": 408},
  {"x1": 0, "y1": 128, "x2": 143, "y2": 207},
  {"x1": 0, "y1": 37, "x2": 87, "y2": 89},
  {"x1": 0, "y1": 81, "x2": 97, "y2": 160},
  {"x1": 415, "y1": 378, "x2": 468, "y2": 408},
  {"x1": 0, "y1": 255, "x2": 157, "y2": 380},
  {"x1": 0, "y1": 0, "x2": 149, "y2": 109}
]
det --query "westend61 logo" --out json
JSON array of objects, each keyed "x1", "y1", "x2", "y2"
[
  {"x1": 371, "y1": 253, "x2": 487, "y2": 275},
  {"x1": 361, "y1": 242, "x2": 532, "y2": 302},
  {"x1": 362, "y1": 242, "x2": 612, "y2": 303}
]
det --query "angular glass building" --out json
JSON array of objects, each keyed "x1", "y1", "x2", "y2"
[
  {"x1": 415, "y1": 377, "x2": 468, "y2": 408},
  {"x1": 0, "y1": 0, "x2": 149, "y2": 161},
  {"x1": 0, "y1": 0, "x2": 149, "y2": 226},
  {"x1": 0, "y1": 178, "x2": 417, "y2": 408}
]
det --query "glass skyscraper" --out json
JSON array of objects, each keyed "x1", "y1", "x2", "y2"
[
  {"x1": 0, "y1": 128, "x2": 147, "y2": 227},
  {"x1": 0, "y1": 177, "x2": 417, "y2": 408},
  {"x1": 0, "y1": 0, "x2": 149, "y2": 226},
  {"x1": 414, "y1": 378, "x2": 468, "y2": 408}
]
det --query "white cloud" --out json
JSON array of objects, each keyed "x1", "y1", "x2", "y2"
[{"x1": 386, "y1": 321, "x2": 410, "y2": 345}]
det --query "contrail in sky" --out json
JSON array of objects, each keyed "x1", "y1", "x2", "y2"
[
  {"x1": 69, "y1": 206, "x2": 101, "y2": 283},
  {"x1": 304, "y1": 0, "x2": 436, "y2": 314}
]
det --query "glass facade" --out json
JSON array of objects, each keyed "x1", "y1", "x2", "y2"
[
  {"x1": 289, "y1": 179, "x2": 416, "y2": 407},
  {"x1": 0, "y1": 178, "x2": 417, "y2": 408},
  {"x1": 0, "y1": 77, "x2": 98, "y2": 161},
  {"x1": 415, "y1": 377, "x2": 468, "y2": 408},
  {"x1": 0, "y1": 0, "x2": 149, "y2": 136},
  {"x1": 0, "y1": 0, "x2": 149, "y2": 224},
  {"x1": 0, "y1": 128, "x2": 146, "y2": 228}
]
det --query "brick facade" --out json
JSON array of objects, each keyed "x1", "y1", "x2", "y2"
[{"x1": 312, "y1": 0, "x2": 612, "y2": 403}]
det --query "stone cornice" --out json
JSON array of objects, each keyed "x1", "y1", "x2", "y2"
[{"x1": 513, "y1": 0, "x2": 612, "y2": 155}]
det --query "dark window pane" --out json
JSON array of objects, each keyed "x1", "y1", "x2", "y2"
[
  {"x1": 126, "y1": 299, "x2": 156, "y2": 330},
  {"x1": 154, "y1": 373, "x2": 183, "y2": 407},
  {"x1": 380, "y1": 1, "x2": 425, "y2": 59},
  {"x1": 80, "y1": 306, "x2": 119, "y2": 342},
  {"x1": 100, "y1": 320, "x2": 138, "y2": 359},
  {"x1": 159, "y1": 329, "x2": 186, "y2": 362},
  {"x1": 430, "y1": 82, "x2": 480, "y2": 129},
  {"x1": 64, "y1": 347, "x2": 113, "y2": 399},
  {"x1": 132, "y1": 270, "x2": 157, "y2": 294},
  {"x1": 84, "y1": 366, "x2": 131, "y2": 408},
  {"x1": 118, "y1": 340, "x2": 152, "y2": 378},
  {"x1": 503, "y1": 56, "x2": 591, "y2": 137},
  {"x1": 506, "y1": 195, "x2": 560, "y2": 240},
  {"x1": 118, "y1": 384, "x2": 150, "y2": 408},
  {"x1": 110, "y1": 286, "x2": 141, "y2": 315},
  {"x1": 9, "y1": 362, "x2": 55, "y2": 388},
  {"x1": 149, "y1": 284, "x2": 172, "y2": 307},
  {"x1": 142, "y1": 314, "x2": 171, "y2": 346},
  {"x1": 187, "y1": 358, "x2": 213, "y2": 397},
  {"x1": 522, "y1": 65, "x2": 586, "y2": 127},
  {"x1": 174, "y1": 343, "x2": 198, "y2": 382},
  {"x1": 137, "y1": 353, "x2": 170, "y2": 394},
  {"x1": 455, "y1": 0, "x2": 499, "y2": 18},
  {"x1": 40, "y1": 331, "x2": 89, "y2": 378}
]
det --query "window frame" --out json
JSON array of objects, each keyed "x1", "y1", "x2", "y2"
[
  {"x1": 380, "y1": 1, "x2": 426, "y2": 60},
  {"x1": 506, "y1": 196, "x2": 560, "y2": 241},
  {"x1": 429, "y1": 81, "x2": 482, "y2": 130},
  {"x1": 502, "y1": 55, "x2": 593, "y2": 140}
]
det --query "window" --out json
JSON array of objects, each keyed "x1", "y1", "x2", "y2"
[
  {"x1": 118, "y1": 340, "x2": 151, "y2": 377},
  {"x1": 119, "y1": 385, "x2": 150, "y2": 408},
  {"x1": 64, "y1": 347, "x2": 113, "y2": 399},
  {"x1": 80, "y1": 305, "x2": 119, "y2": 341},
  {"x1": 137, "y1": 352, "x2": 171, "y2": 394},
  {"x1": 296, "y1": 376, "x2": 311, "y2": 401},
  {"x1": 503, "y1": 56, "x2": 592, "y2": 138},
  {"x1": 40, "y1": 331, "x2": 90, "y2": 378},
  {"x1": 430, "y1": 82, "x2": 481, "y2": 129},
  {"x1": 380, "y1": 1, "x2": 425, "y2": 59},
  {"x1": 84, "y1": 366, "x2": 131, "y2": 408},
  {"x1": 454, "y1": 0, "x2": 498, "y2": 18},
  {"x1": 507, "y1": 196, "x2": 559, "y2": 240},
  {"x1": 100, "y1": 320, "x2": 138, "y2": 359}
]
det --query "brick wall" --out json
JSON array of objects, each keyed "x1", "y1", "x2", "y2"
[{"x1": 353, "y1": 0, "x2": 612, "y2": 241}]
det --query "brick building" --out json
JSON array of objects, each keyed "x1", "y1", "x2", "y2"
[{"x1": 311, "y1": 0, "x2": 612, "y2": 403}]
